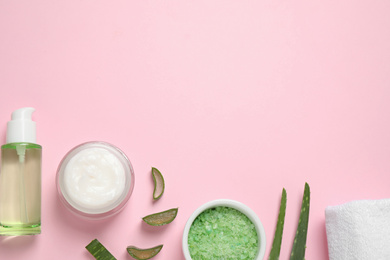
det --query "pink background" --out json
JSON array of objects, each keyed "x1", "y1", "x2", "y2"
[{"x1": 1, "y1": 1, "x2": 390, "y2": 259}]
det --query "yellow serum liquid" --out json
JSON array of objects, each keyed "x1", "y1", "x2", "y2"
[{"x1": 0, "y1": 143, "x2": 42, "y2": 235}]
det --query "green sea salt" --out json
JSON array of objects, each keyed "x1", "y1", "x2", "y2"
[{"x1": 188, "y1": 206, "x2": 259, "y2": 260}]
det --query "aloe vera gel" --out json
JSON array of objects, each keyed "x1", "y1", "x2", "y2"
[
  {"x1": 0, "y1": 108, "x2": 42, "y2": 235},
  {"x1": 188, "y1": 206, "x2": 259, "y2": 259}
]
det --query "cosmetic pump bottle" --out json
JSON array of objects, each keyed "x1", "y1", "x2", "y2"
[{"x1": 0, "y1": 107, "x2": 42, "y2": 235}]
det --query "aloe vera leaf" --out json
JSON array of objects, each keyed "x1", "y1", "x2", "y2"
[
  {"x1": 86, "y1": 239, "x2": 117, "y2": 260},
  {"x1": 268, "y1": 188, "x2": 287, "y2": 260},
  {"x1": 142, "y1": 208, "x2": 178, "y2": 226},
  {"x1": 127, "y1": 244, "x2": 163, "y2": 260},
  {"x1": 152, "y1": 167, "x2": 165, "y2": 200},
  {"x1": 290, "y1": 182, "x2": 310, "y2": 260}
]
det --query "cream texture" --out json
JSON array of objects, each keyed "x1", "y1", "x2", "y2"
[{"x1": 63, "y1": 147, "x2": 126, "y2": 211}]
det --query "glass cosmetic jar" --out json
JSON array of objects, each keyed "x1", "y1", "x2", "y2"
[{"x1": 56, "y1": 141, "x2": 134, "y2": 220}]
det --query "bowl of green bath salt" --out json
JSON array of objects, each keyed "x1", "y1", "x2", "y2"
[{"x1": 182, "y1": 199, "x2": 266, "y2": 260}]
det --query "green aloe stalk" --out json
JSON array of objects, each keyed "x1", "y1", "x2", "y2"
[
  {"x1": 268, "y1": 188, "x2": 287, "y2": 260},
  {"x1": 290, "y1": 182, "x2": 310, "y2": 260},
  {"x1": 86, "y1": 239, "x2": 117, "y2": 260}
]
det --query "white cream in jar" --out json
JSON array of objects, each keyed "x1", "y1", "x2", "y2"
[{"x1": 56, "y1": 142, "x2": 134, "y2": 219}]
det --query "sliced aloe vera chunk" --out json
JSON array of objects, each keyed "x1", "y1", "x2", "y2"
[
  {"x1": 268, "y1": 188, "x2": 287, "y2": 260},
  {"x1": 86, "y1": 239, "x2": 117, "y2": 260},
  {"x1": 152, "y1": 167, "x2": 165, "y2": 200},
  {"x1": 142, "y1": 208, "x2": 178, "y2": 226},
  {"x1": 127, "y1": 244, "x2": 163, "y2": 260},
  {"x1": 290, "y1": 182, "x2": 310, "y2": 260}
]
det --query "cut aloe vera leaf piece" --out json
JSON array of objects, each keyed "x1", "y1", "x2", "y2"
[
  {"x1": 127, "y1": 244, "x2": 163, "y2": 260},
  {"x1": 290, "y1": 182, "x2": 310, "y2": 260},
  {"x1": 86, "y1": 239, "x2": 117, "y2": 260},
  {"x1": 152, "y1": 167, "x2": 165, "y2": 200},
  {"x1": 268, "y1": 188, "x2": 287, "y2": 260},
  {"x1": 142, "y1": 208, "x2": 178, "y2": 226}
]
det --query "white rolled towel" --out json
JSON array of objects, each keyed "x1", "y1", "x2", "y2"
[{"x1": 325, "y1": 199, "x2": 390, "y2": 260}]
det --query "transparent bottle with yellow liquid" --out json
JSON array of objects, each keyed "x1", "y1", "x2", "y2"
[{"x1": 0, "y1": 107, "x2": 42, "y2": 235}]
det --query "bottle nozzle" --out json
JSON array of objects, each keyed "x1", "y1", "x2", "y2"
[
  {"x1": 12, "y1": 107, "x2": 35, "y2": 121},
  {"x1": 6, "y1": 107, "x2": 37, "y2": 144}
]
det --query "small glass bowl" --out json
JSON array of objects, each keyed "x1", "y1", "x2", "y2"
[
  {"x1": 56, "y1": 141, "x2": 135, "y2": 220},
  {"x1": 182, "y1": 199, "x2": 266, "y2": 260}
]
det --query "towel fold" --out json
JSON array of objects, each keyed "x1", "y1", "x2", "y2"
[{"x1": 325, "y1": 198, "x2": 390, "y2": 260}]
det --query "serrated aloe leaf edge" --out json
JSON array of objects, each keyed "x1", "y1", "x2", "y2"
[
  {"x1": 268, "y1": 188, "x2": 287, "y2": 260},
  {"x1": 290, "y1": 182, "x2": 310, "y2": 260}
]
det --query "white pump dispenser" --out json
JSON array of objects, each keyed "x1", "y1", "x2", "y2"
[{"x1": 6, "y1": 107, "x2": 36, "y2": 144}]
